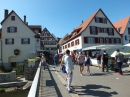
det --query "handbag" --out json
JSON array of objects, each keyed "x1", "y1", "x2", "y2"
[{"x1": 61, "y1": 65, "x2": 66, "y2": 73}]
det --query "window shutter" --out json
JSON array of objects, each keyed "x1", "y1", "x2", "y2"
[
  {"x1": 84, "y1": 37, "x2": 88, "y2": 43},
  {"x1": 112, "y1": 28, "x2": 114, "y2": 35},
  {"x1": 7, "y1": 27, "x2": 10, "y2": 32},
  {"x1": 28, "y1": 38, "x2": 30, "y2": 44},
  {"x1": 90, "y1": 26, "x2": 92, "y2": 34},
  {"x1": 5, "y1": 39, "x2": 7, "y2": 44},
  {"x1": 21, "y1": 39, "x2": 23, "y2": 44},
  {"x1": 107, "y1": 28, "x2": 109, "y2": 35},
  {"x1": 12, "y1": 39, "x2": 14, "y2": 44},
  {"x1": 15, "y1": 27, "x2": 17, "y2": 32},
  {"x1": 95, "y1": 37, "x2": 98, "y2": 43},
  {"x1": 96, "y1": 27, "x2": 98, "y2": 34},
  {"x1": 104, "y1": 38, "x2": 106, "y2": 43},
  {"x1": 99, "y1": 18, "x2": 103, "y2": 23},
  {"x1": 114, "y1": 38, "x2": 116, "y2": 43},
  {"x1": 109, "y1": 38, "x2": 111, "y2": 43},
  {"x1": 100, "y1": 28, "x2": 102, "y2": 32}
]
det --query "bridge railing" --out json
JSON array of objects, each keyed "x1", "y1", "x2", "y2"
[{"x1": 27, "y1": 62, "x2": 41, "y2": 97}]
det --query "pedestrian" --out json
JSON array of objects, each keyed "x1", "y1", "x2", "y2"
[
  {"x1": 84, "y1": 53, "x2": 91, "y2": 75},
  {"x1": 96, "y1": 51, "x2": 102, "y2": 69},
  {"x1": 102, "y1": 50, "x2": 109, "y2": 72},
  {"x1": 78, "y1": 52, "x2": 85, "y2": 76},
  {"x1": 115, "y1": 49, "x2": 124, "y2": 76},
  {"x1": 41, "y1": 53, "x2": 46, "y2": 70},
  {"x1": 53, "y1": 54, "x2": 58, "y2": 66},
  {"x1": 64, "y1": 50, "x2": 74, "y2": 92}
]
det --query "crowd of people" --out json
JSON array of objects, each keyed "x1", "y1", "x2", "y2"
[{"x1": 40, "y1": 49, "x2": 124, "y2": 92}]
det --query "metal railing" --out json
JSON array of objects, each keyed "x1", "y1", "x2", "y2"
[{"x1": 27, "y1": 62, "x2": 41, "y2": 97}]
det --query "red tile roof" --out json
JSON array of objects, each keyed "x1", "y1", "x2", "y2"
[
  {"x1": 58, "y1": 34, "x2": 69, "y2": 44},
  {"x1": 113, "y1": 16, "x2": 130, "y2": 34},
  {"x1": 62, "y1": 8, "x2": 121, "y2": 45}
]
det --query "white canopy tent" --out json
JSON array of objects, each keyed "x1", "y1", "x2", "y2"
[
  {"x1": 82, "y1": 45, "x2": 123, "y2": 51},
  {"x1": 111, "y1": 51, "x2": 130, "y2": 57},
  {"x1": 124, "y1": 43, "x2": 130, "y2": 46}
]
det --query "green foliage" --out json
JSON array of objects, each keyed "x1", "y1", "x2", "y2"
[
  {"x1": 0, "y1": 88, "x2": 5, "y2": 93},
  {"x1": 13, "y1": 63, "x2": 24, "y2": 75},
  {"x1": 1, "y1": 66, "x2": 12, "y2": 73}
]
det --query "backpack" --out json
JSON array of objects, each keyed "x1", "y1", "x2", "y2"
[
  {"x1": 61, "y1": 65, "x2": 66, "y2": 73},
  {"x1": 86, "y1": 57, "x2": 90, "y2": 64}
]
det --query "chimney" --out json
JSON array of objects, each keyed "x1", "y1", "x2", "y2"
[
  {"x1": 24, "y1": 15, "x2": 26, "y2": 23},
  {"x1": 82, "y1": 20, "x2": 83, "y2": 23},
  {"x1": 4, "y1": 9, "x2": 8, "y2": 19}
]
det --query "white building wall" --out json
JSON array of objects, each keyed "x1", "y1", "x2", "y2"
[
  {"x1": 2, "y1": 12, "x2": 36, "y2": 68},
  {"x1": 62, "y1": 36, "x2": 82, "y2": 53}
]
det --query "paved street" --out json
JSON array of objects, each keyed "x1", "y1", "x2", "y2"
[{"x1": 53, "y1": 65, "x2": 130, "y2": 97}]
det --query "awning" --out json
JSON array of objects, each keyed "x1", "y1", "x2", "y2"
[
  {"x1": 111, "y1": 51, "x2": 130, "y2": 57},
  {"x1": 124, "y1": 43, "x2": 130, "y2": 46},
  {"x1": 82, "y1": 45, "x2": 123, "y2": 51}
]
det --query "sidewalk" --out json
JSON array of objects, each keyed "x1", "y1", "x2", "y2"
[{"x1": 54, "y1": 65, "x2": 130, "y2": 97}]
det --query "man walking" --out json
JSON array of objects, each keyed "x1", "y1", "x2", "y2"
[
  {"x1": 115, "y1": 49, "x2": 124, "y2": 76},
  {"x1": 102, "y1": 50, "x2": 109, "y2": 72},
  {"x1": 96, "y1": 52, "x2": 102, "y2": 69},
  {"x1": 64, "y1": 50, "x2": 74, "y2": 92},
  {"x1": 41, "y1": 53, "x2": 46, "y2": 70}
]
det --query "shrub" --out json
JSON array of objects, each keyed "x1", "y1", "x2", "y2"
[
  {"x1": 1, "y1": 66, "x2": 12, "y2": 73},
  {"x1": 13, "y1": 63, "x2": 24, "y2": 75},
  {"x1": 0, "y1": 88, "x2": 5, "y2": 93}
]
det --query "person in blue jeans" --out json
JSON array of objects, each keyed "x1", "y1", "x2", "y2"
[
  {"x1": 53, "y1": 54, "x2": 58, "y2": 66},
  {"x1": 115, "y1": 49, "x2": 124, "y2": 76}
]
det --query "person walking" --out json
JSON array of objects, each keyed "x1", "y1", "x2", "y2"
[
  {"x1": 102, "y1": 50, "x2": 109, "y2": 72},
  {"x1": 41, "y1": 53, "x2": 46, "y2": 70},
  {"x1": 84, "y1": 53, "x2": 91, "y2": 75},
  {"x1": 53, "y1": 54, "x2": 58, "y2": 66},
  {"x1": 115, "y1": 49, "x2": 124, "y2": 76},
  {"x1": 78, "y1": 52, "x2": 85, "y2": 76},
  {"x1": 96, "y1": 52, "x2": 102, "y2": 69},
  {"x1": 64, "y1": 50, "x2": 74, "y2": 92}
]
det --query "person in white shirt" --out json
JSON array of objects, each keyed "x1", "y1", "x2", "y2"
[{"x1": 64, "y1": 50, "x2": 74, "y2": 92}]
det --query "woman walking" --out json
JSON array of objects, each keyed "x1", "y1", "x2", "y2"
[
  {"x1": 84, "y1": 54, "x2": 91, "y2": 75},
  {"x1": 78, "y1": 52, "x2": 85, "y2": 76},
  {"x1": 41, "y1": 53, "x2": 46, "y2": 70}
]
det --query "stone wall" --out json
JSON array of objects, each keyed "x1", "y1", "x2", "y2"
[{"x1": 0, "y1": 71, "x2": 16, "y2": 83}]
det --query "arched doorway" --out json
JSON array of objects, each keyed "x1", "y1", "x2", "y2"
[{"x1": 9, "y1": 56, "x2": 16, "y2": 67}]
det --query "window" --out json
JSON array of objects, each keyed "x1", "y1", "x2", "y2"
[
  {"x1": 88, "y1": 37, "x2": 95, "y2": 43},
  {"x1": 102, "y1": 18, "x2": 107, "y2": 24},
  {"x1": 47, "y1": 33, "x2": 50, "y2": 36},
  {"x1": 7, "y1": 27, "x2": 17, "y2": 33},
  {"x1": 125, "y1": 36, "x2": 127, "y2": 41},
  {"x1": 95, "y1": 17, "x2": 99, "y2": 23},
  {"x1": 92, "y1": 26, "x2": 96, "y2": 34},
  {"x1": 100, "y1": 37, "x2": 103, "y2": 43},
  {"x1": 5, "y1": 39, "x2": 14, "y2": 44},
  {"x1": 97, "y1": 27, "x2": 101, "y2": 33},
  {"x1": 128, "y1": 28, "x2": 130, "y2": 35},
  {"x1": 103, "y1": 28, "x2": 107, "y2": 33},
  {"x1": 109, "y1": 28, "x2": 113, "y2": 35},
  {"x1": 118, "y1": 27, "x2": 122, "y2": 32},
  {"x1": 106, "y1": 38, "x2": 109, "y2": 44},
  {"x1": 111, "y1": 38, "x2": 114, "y2": 43},
  {"x1": 11, "y1": 16, "x2": 15, "y2": 21},
  {"x1": 71, "y1": 41, "x2": 74, "y2": 46},
  {"x1": 116, "y1": 38, "x2": 120, "y2": 43},
  {"x1": 68, "y1": 43, "x2": 70, "y2": 48},
  {"x1": 21, "y1": 38, "x2": 30, "y2": 44},
  {"x1": 75, "y1": 39, "x2": 79, "y2": 45}
]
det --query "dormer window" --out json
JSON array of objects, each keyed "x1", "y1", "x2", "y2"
[
  {"x1": 11, "y1": 16, "x2": 15, "y2": 21},
  {"x1": 118, "y1": 27, "x2": 122, "y2": 32}
]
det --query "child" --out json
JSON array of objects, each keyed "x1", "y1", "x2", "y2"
[{"x1": 84, "y1": 54, "x2": 91, "y2": 75}]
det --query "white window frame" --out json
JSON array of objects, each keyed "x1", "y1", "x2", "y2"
[
  {"x1": 6, "y1": 39, "x2": 13, "y2": 44},
  {"x1": 75, "y1": 40, "x2": 79, "y2": 45},
  {"x1": 104, "y1": 28, "x2": 107, "y2": 33},
  {"x1": 88, "y1": 37, "x2": 95, "y2": 44},
  {"x1": 109, "y1": 28, "x2": 113, "y2": 35},
  {"x1": 96, "y1": 17, "x2": 99, "y2": 23},
  {"x1": 10, "y1": 27, "x2": 15, "y2": 32},
  {"x1": 23, "y1": 38, "x2": 29, "y2": 44}
]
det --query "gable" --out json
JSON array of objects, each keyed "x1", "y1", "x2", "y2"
[{"x1": 2, "y1": 12, "x2": 35, "y2": 37}]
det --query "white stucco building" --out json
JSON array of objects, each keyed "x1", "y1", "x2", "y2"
[
  {"x1": 62, "y1": 9, "x2": 122, "y2": 54},
  {"x1": 114, "y1": 16, "x2": 130, "y2": 50},
  {"x1": 0, "y1": 10, "x2": 40, "y2": 68}
]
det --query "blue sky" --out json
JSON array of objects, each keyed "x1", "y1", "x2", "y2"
[{"x1": 0, "y1": 0, "x2": 130, "y2": 38}]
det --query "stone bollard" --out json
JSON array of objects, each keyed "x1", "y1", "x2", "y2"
[{"x1": 10, "y1": 71, "x2": 16, "y2": 81}]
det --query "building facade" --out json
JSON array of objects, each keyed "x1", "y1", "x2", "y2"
[
  {"x1": 0, "y1": 10, "x2": 39, "y2": 68},
  {"x1": 40, "y1": 28, "x2": 58, "y2": 54},
  {"x1": 114, "y1": 16, "x2": 130, "y2": 50},
  {"x1": 62, "y1": 9, "x2": 122, "y2": 54}
]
